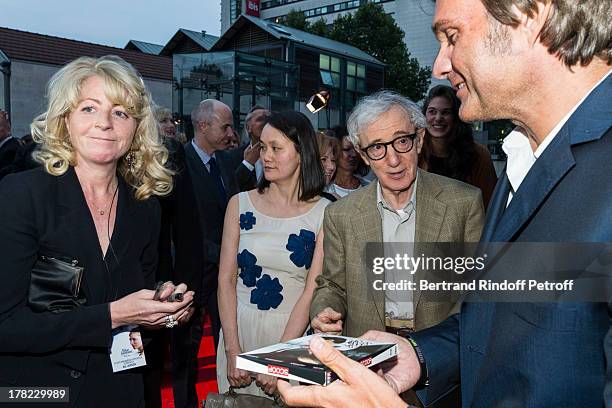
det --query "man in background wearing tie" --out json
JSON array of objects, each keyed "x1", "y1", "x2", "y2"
[{"x1": 174, "y1": 99, "x2": 238, "y2": 407}]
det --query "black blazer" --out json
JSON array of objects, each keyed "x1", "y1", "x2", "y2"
[
  {"x1": 0, "y1": 137, "x2": 20, "y2": 178},
  {"x1": 0, "y1": 143, "x2": 41, "y2": 179},
  {"x1": 0, "y1": 167, "x2": 160, "y2": 407},
  {"x1": 184, "y1": 142, "x2": 239, "y2": 303},
  {"x1": 226, "y1": 143, "x2": 258, "y2": 192},
  {"x1": 157, "y1": 140, "x2": 205, "y2": 296}
]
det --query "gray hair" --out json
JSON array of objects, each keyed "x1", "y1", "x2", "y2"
[
  {"x1": 243, "y1": 105, "x2": 267, "y2": 142},
  {"x1": 191, "y1": 99, "x2": 218, "y2": 128},
  {"x1": 347, "y1": 90, "x2": 426, "y2": 147},
  {"x1": 245, "y1": 105, "x2": 267, "y2": 126}
]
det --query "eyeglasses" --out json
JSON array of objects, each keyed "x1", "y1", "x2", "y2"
[{"x1": 361, "y1": 134, "x2": 417, "y2": 160}]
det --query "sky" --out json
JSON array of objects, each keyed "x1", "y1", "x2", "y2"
[{"x1": 0, "y1": 0, "x2": 221, "y2": 48}]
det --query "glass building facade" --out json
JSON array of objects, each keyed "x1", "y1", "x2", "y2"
[{"x1": 173, "y1": 51, "x2": 299, "y2": 136}]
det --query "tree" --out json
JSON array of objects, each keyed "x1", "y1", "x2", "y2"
[
  {"x1": 284, "y1": 9, "x2": 309, "y2": 31},
  {"x1": 284, "y1": 11, "x2": 328, "y2": 37},
  {"x1": 329, "y1": 3, "x2": 431, "y2": 101},
  {"x1": 309, "y1": 18, "x2": 329, "y2": 37},
  {"x1": 283, "y1": 3, "x2": 431, "y2": 101}
]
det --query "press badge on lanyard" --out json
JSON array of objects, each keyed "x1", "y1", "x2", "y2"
[{"x1": 109, "y1": 325, "x2": 147, "y2": 372}]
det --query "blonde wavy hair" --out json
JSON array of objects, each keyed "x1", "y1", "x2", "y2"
[
  {"x1": 315, "y1": 131, "x2": 340, "y2": 161},
  {"x1": 31, "y1": 55, "x2": 173, "y2": 200}
]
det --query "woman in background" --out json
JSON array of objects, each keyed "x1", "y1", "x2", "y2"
[
  {"x1": 327, "y1": 133, "x2": 366, "y2": 198},
  {"x1": 316, "y1": 131, "x2": 340, "y2": 200},
  {"x1": 217, "y1": 111, "x2": 330, "y2": 399},
  {"x1": 419, "y1": 85, "x2": 497, "y2": 208},
  {"x1": 154, "y1": 105, "x2": 185, "y2": 172},
  {"x1": 153, "y1": 106, "x2": 187, "y2": 144}
]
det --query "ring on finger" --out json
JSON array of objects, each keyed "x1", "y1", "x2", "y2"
[{"x1": 164, "y1": 314, "x2": 178, "y2": 328}]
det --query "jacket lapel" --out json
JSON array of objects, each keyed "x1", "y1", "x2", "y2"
[
  {"x1": 185, "y1": 142, "x2": 224, "y2": 210},
  {"x1": 216, "y1": 152, "x2": 238, "y2": 198},
  {"x1": 56, "y1": 168, "x2": 106, "y2": 303},
  {"x1": 351, "y1": 183, "x2": 385, "y2": 327},
  {"x1": 414, "y1": 171, "x2": 446, "y2": 242},
  {"x1": 492, "y1": 130, "x2": 574, "y2": 242},
  {"x1": 105, "y1": 176, "x2": 136, "y2": 282},
  {"x1": 413, "y1": 171, "x2": 446, "y2": 311},
  {"x1": 480, "y1": 171, "x2": 510, "y2": 243},
  {"x1": 489, "y1": 73, "x2": 611, "y2": 242}
]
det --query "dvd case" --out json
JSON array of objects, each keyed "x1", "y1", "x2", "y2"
[{"x1": 236, "y1": 334, "x2": 398, "y2": 386}]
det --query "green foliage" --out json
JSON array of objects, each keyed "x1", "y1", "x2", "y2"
[
  {"x1": 283, "y1": 3, "x2": 431, "y2": 101},
  {"x1": 329, "y1": 3, "x2": 431, "y2": 101},
  {"x1": 285, "y1": 9, "x2": 309, "y2": 31},
  {"x1": 309, "y1": 18, "x2": 329, "y2": 37}
]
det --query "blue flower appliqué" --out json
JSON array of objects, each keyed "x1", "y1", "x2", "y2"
[
  {"x1": 237, "y1": 249, "x2": 262, "y2": 287},
  {"x1": 286, "y1": 229, "x2": 316, "y2": 269},
  {"x1": 250, "y1": 274, "x2": 284, "y2": 310},
  {"x1": 239, "y1": 211, "x2": 256, "y2": 231}
]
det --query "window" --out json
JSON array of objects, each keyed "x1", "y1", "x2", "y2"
[
  {"x1": 346, "y1": 61, "x2": 366, "y2": 108},
  {"x1": 320, "y1": 54, "x2": 341, "y2": 88},
  {"x1": 261, "y1": 0, "x2": 305, "y2": 10},
  {"x1": 269, "y1": 0, "x2": 390, "y2": 19},
  {"x1": 230, "y1": 0, "x2": 241, "y2": 22}
]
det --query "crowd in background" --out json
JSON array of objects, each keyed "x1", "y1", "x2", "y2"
[
  {"x1": 0, "y1": 56, "x2": 498, "y2": 407},
  {"x1": 4, "y1": 0, "x2": 609, "y2": 407}
]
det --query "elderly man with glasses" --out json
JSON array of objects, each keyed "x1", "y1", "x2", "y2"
[{"x1": 309, "y1": 91, "x2": 483, "y2": 405}]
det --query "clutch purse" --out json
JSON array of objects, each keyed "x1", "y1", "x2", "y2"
[
  {"x1": 203, "y1": 387, "x2": 285, "y2": 408},
  {"x1": 28, "y1": 254, "x2": 86, "y2": 313}
]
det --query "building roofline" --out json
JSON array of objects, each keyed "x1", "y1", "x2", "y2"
[{"x1": 0, "y1": 26, "x2": 172, "y2": 81}]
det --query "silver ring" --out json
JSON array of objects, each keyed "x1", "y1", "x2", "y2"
[{"x1": 165, "y1": 314, "x2": 177, "y2": 328}]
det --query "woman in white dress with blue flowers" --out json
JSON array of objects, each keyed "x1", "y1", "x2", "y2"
[{"x1": 217, "y1": 111, "x2": 331, "y2": 399}]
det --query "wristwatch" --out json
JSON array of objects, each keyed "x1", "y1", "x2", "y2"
[{"x1": 404, "y1": 336, "x2": 429, "y2": 387}]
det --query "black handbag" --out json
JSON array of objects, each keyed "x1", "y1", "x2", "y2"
[{"x1": 28, "y1": 254, "x2": 86, "y2": 313}]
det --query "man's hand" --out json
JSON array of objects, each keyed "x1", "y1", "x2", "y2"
[
  {"x1": 243, "y1": 142, "x2": 260, "y2": 165},
  {"x1": 277, "y1": 335, "x2": 407, "y2": 408},
  {"x1": 310, "y1": 307, "x2": 343, "y2": 334},
  {"x1": 360, "y1": 330, "x2": 421, "y2": 394}
]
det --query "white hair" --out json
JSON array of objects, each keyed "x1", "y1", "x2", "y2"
[{"x1": 347, "y1": 90, "x2": 426, "y2": 147}]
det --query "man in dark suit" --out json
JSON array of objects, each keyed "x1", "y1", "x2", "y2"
[
  {"x1": 0, "y1": 110, "x2": 19, "y2": 178},
  {"x1": 170, "y1": 99, "x2": 238, "y2": 408},
  {"x1": 278, "y1": 0, "x2": 611, "y2": 407},
  {"x1": 226, "y1": 105, "x2": 269, "y2": 191}
]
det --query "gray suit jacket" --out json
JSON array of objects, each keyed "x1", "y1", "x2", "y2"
[{"x1": 311, "y1": 170, "x2": 484, "y2": 336}]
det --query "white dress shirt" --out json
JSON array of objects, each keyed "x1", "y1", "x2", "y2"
[{"x1": 502, "y1": 70, "x2": 611, "y2": 206}]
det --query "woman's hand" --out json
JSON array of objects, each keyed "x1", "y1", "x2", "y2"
[
  {"x1": 226, "y1": 349, "x2": 252, "y2": 388},
  {"x1": 256, "y1": 373, "x2": 278, "y2": 396},
  {"x1": 109, "y1": 282, "x2": 195, "y2": 329},
  {"x1": 177, "y1": 305, "x2": 195, "y2": 326}
]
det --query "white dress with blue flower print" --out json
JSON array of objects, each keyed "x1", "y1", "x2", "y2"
[{"x1": 217, "y1": 191, "x2": 330, "y2": 397}]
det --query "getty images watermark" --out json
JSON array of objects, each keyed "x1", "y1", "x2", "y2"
[{"x1": 364, "y1": 242, "x2": 610, "y2": 302}]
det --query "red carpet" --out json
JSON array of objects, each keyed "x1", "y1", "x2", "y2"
[{"x1": 161, "y1": 315, "x2": 218, "y2": 407}]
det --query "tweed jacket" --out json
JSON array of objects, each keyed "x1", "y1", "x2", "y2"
[{"x1": 310, "y1": 169, "x2": 484, "y2": 336}]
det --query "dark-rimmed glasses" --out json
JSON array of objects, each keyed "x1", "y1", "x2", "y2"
[{"x1": 361, "y1": 134, "x2": 417, "y2": 160}]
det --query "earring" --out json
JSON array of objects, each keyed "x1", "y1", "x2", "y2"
[{"x1": 124, "y1": 150, "x2": 136, "y2": 172}]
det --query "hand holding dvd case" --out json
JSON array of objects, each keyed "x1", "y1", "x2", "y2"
[{"x1": 236, "y1": 334, "x2": 398, "y2": 386}]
